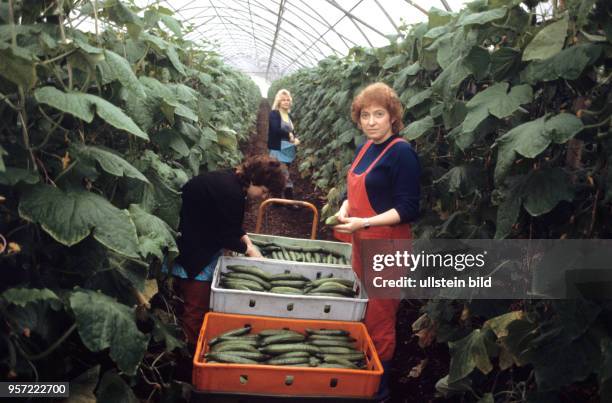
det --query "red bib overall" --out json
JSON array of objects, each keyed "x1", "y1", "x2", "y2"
[{"x1": 347, "y1": 137, "x2": 412, "y2": 361}]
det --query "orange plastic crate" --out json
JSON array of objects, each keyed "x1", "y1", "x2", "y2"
[{"x1": 193, "y1": 313, "x2": 383, "y2": 398}]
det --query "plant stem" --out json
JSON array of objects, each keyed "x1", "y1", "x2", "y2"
[
  {"x1": 15, "y1": 323, "x2": 78, "y2": 361},
  {"x1": 8, "y1": 0, "x2": 16, "y2": 47},
  {"x1": 93, "y1": 0, "x2": 100, "y2": 41}
]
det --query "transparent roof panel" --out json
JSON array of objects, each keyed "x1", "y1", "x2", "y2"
[{"x1": 138, "y1": 1, "x2": 473, "y2": 82}]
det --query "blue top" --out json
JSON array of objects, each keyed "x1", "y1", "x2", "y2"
[
  {"x1": 268, "y1": 110, "x2": 293, "y2": 150},
  {"x1": 351, "y1": 135, "x2": 421, "y2": 223}
]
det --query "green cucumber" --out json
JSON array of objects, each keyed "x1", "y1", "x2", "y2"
[
  {"x1": 269, "y1": 286, "x2": 303, "y2": 295},
  {"x1": 273, "y1": 351, "x2": 311, "y2": 359},
  {"x1": 308, "y1": 339, "x2": 356, "y2": 348},
  {"x1": 260, "y1": 333, "x2": 306, "y2": 345},
  {"x1": 325, "y1": 215, "x2": 341, "y2": 226},
  {"x1": 319, "y1": 353, "x2": 366, "y2": 362},
  {"x1": 322, "y1": 356, "x2": 359, "y2": 368},
  {"x1": 223, "y1": 272, "x2": 272, "y2": 289},
  {"x1": 212, "y1": 342, "x2": 260, "y2": 353},
  {"x1": 226, "y1": 265, "x2": 272, "y2": 281},
  {"x1": 307, "y1": 335, "x2": 357, "y2": 342},
  {"x1": 260, "y1": 343, "x2": 321, "y2": 355},
  {"x1": 221, "y1": 279, "x2": 266, "y2": 292},
  {"x1": 205, "y1": 353, "x2": 258, "y2": 364},
  {"x1": 309, "y1": 278, "x2": 355, "y2": 288},
  {"x1": 317, "y1": 346, "x2": 359, "y2": 354},
  {"x1": 305, "y1": 329, "x2": 350, "y2": 336},
  {"x1": 270, "y1": 280, "x2": 308, "y2": 288},
  {"x1": 270, "y1": 272, "x2": 310, "y2": 282},
  {"x1": 258, "y1": 329, "x2": 301, "y2": 337}
]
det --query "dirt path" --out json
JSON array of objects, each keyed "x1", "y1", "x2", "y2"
[{"x1": 241, "y1": 100, "x2": 334, "y2": 241}]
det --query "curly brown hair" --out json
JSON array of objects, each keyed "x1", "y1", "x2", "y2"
[
  {"x1": 351, "y1": 82, "x2": 404, "y2": 134},
  {"x1": 236, "y1": 155, "x2": 286, "y2": 196}
]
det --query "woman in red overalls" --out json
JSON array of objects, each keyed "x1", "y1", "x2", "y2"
[{"x1": 333, "y1": 82, "x2": 421, "y2": 401}]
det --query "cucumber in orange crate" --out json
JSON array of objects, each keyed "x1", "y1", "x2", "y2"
[
  {"x1": 260, "y1": 333, "x2": 306, "y2": 345},
  {"x1": 260, "y1": 343, "x2": 321, "y2": 355},
  {"x1": 305, "y1": 328, "x2": 350, "y2": 336},
  {"x1": 205, "y1": 352, "x2": 258, "y2": 364}
]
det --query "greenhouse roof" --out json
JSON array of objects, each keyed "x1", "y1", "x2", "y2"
[{"x1": 149, "y1": 0, "x2": 473, "y2": 82}]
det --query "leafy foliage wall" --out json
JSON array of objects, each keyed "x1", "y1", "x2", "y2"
[
  {"x1": 271, "y1": 0, "x2": 612, "y2": 400},
  {"x1": 0, "y1": 0, "x2": 260, "y2": 399}
]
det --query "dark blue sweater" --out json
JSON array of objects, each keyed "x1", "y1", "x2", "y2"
[
  {"x1": 351, "y1": 135, "x2": 421, "y2": 223},
  {"x1": 267, "y1": 110, "x2": 292, "y2": 150}
]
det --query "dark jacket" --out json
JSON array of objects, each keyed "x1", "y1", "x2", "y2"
[
  {"x1": 175, "y1": 170, "x2": 248, "y2": 278},
  {"x1": 267, "y1": 109, "x2": 292, "y2": 150}
]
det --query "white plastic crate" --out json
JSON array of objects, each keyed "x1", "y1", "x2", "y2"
[{"x1": 210, "y1": 256, "x2": 368, "y2": 321}]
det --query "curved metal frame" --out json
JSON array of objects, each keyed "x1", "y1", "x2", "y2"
[{"x1": 158, "y1": 0, "x2": 453, "y2": 79}]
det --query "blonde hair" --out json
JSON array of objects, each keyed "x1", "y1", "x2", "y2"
[{"x1": 272, "y1": 89, "x2": 292, "y2": 111}]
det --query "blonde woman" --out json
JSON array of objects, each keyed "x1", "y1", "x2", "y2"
[{"x1": 268, "y1": 89, "x2": 300, "y2": 202}]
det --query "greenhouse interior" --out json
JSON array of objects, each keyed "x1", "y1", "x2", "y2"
[{"x1": 0, "y1": 0, "x2": 611, "y2": 402}]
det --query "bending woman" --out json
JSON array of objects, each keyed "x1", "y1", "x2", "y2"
[{"x1": 166, "y1": 155, "x2": 285, "y2": 345}]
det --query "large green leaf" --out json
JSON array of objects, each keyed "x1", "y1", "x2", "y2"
[
  {"x1": 70, "y1": 290, "x2": 149, "y2": 376},
  {"x1": 490, "y1": 47, "x2": 521, "y2": 80},
  {"x1": 434, "y1": 165, "x2": 481, "y2": 197},
  {"x1": 128, "y1": 204, "x2": 178, "y2": 261},
  {"x1": 0, "y1": 167, "x2": 39, "y2": 185},
  {"x1": 432, "y1": 58, "x2": 471, "y2": 100},
  {"x1": 402, "y1": 116, "x2": 434, "y2": 140},
  {"x1": 87, "y1": 95, "x2": 149, "y2": 140},
  {"x1": 383, "y1": 54, "x2": 407, "y2": 70},
  {"x1": 521, "y1": 44, "x2": 602, "y2": 84},
  {"x1": 522, "y1": 13, "x2": 568, "y2": 61},
  {"x1": 567, "y1": 0, "x2": 598, "y2": 30},
  {"x1": 18, "y1": 185, "x2": 140, "y2": 258},
  {"x1": 161, "y1": 99, "x2": 199, "y2": 123},
  {"x1": 484, "y1": 311, "x2": 524, "y2": 337},
  {"x1": 0, "y1": 44, "x2": 37, "y2": 88},
  {"x1": 494, "y1": 113, "x2": 583, "y2": 183},
  {"x1": 160, "y1": 15, "x2": 182, "y2": 37},
  {"x1": 71, "y1": 144, "x2": 149, "y2": 184},
  {"x1": 103, "y1": 49, "x2": 146, "y2": 98},
  {"x1": 494, "y1": 177, "x2": 523, "y2": 239},
  {"x1": 523, "y1": 168, "x2": 574, "y2": 216},
  {"x1": 428, "y1": 7, "x2": 452, "y2": 28},
  {"x1": 457, "y1": 7, "x2": 507, "y2": 26},
  {"x1": 95, "y1": 370, "x2": 140, "y2": 403},
  {"x1": 151, "y1": 129, "x2": 190, "y2": 157},
  {"x1": 35, "y1": 86, "x2": 94, "y2": 122},
  {"x1": 166, "y1": 46, "x2": 187, "y2": 75},
  {"x1": 464, "y1": 46, "x2": 490, "y2": 81},
  {"x1": 2, "y1": 288, "x2": 61, "y2": 308},
  {"x1": 406, "y1": 88, "x2": 432, "y2": 110},
  {"x1": 34, "y1": 87, "x2": 149, "y2": 140},
  {"x1": 107, "y1": 253, "x2": 148, "y2": 292},
  {"x1": 463, "y1": 83, "x2": 532, "y2": 132},
  {"x1": 152, "y1": 316, "x2": 185, "y2": 352},
  {"x1": 448, "y1": 329, "x2": 495, "y2": 382}
]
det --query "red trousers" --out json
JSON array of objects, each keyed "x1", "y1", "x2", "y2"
[{"x1": 173, "y1": 279, "x2": 211, "y2": 345}]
